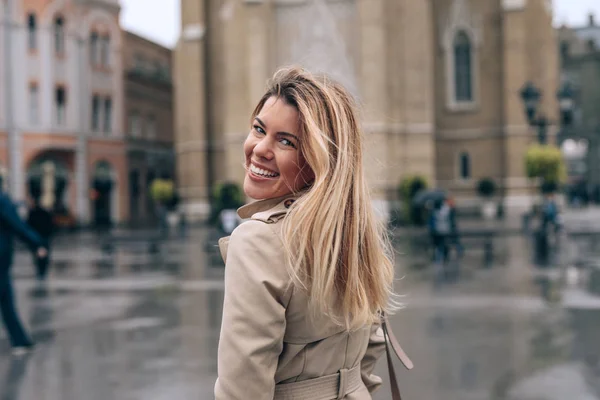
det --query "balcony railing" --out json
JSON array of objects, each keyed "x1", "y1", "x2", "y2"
[{"x1": 127, "y1": 66, "x2": 172, "y2": 86}]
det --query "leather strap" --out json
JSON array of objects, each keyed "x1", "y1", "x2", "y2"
[{"x1": 381, "y1": 314, "x2": 413, "y2": 400}]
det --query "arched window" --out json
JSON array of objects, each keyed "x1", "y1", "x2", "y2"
[
  {"x1": 54, "y1": 16, "x2": 65, "y2": 54},
  {"x1": 28, "y1": 13, "x2": 37, "y2": 50},
  {"x1": 454, "y1": 31, "x2": 473, "y2": 102},
  {"x1": 459, "y1": 152, "x2": 471, "y2": 179},
  {"x1": 101, "y1": 35, "x2": 110, "y2": 67},
  {"x1": 90, "y1": 32, "x2": 99, "y2": 64}
]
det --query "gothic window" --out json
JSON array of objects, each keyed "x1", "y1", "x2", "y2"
[
  {"x1": 454, "y1": 31, "x2": 473, "y2": 103},
  {"x1": 459, "y1": 152, "x2": 471, "y2": 179}
]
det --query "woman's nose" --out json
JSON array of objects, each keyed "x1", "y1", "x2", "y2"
[{"x1": 253, "y1": 137, "x2": 274, "y2": 159}]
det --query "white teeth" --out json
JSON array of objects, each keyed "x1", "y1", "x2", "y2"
[{"x1": 250, "y1": 164, "x2": 279, "y2": 178}]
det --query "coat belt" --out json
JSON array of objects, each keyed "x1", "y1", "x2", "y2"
[{"x1": 273, "y1": 364, "x2": 362, "y2": 400}]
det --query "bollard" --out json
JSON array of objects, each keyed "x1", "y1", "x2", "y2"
[
  {"x1": 483, "y1": 237, "x2": 493, "y2": 267},
  {"x1": 535, "y1": 230, "x2": 549, "y2": 266}
]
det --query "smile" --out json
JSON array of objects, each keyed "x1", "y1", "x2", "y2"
[{"x1": 250, "y1": 163, "x2": 280, "y2": 178}]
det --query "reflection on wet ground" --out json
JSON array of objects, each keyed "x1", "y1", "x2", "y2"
[{"x1": 1, "y1": 228, "x2": 600, "y2": 400}]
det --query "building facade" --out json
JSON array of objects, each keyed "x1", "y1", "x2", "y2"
[
  {"x1": 123, "y1": 31, "x2": 175, "y2": 225},
  {"x1": 558, "y1": 14, "x2": 600, "y2": 195},
  {"x1": 0, "y1": 0, "x2": 127, "y2": 225},
  {"x1": 174, "y1": 0, "x2": 559, "y2": 218}
]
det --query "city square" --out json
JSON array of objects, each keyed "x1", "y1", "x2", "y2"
[
  {"x1": 2, "y1": 210, "x2": 600, "y2": 399},
  {"x1": 2, "y1": 0, "x2": 600, "y2": 399}
]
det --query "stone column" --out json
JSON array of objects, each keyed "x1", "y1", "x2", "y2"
[
  {"x1": 75, "y1": 36, "x2": 90, "y2": 224},
  {"x1": 501, "y1": 0, "x2": 532, "y2": 208},
  {"x1": 175, "y1": 0, "x2": 209, "y2": 220},
  {"x1": 358, "y1": 0, "x2": 388, "y2": 208},
  {"x1": 246, "y1": 1, "x2": 271, "y2": 109},
  {"x1": 222, "y1": 1, "x2": 250, "y2": 187},
  {"x1": 4, "y1": 0, "x2": 24, "y2": 200}
]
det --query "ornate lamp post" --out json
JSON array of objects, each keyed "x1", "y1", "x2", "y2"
[
  {"x1": 557, "y1": 82, "x2": 575, "y2": 130},
  {"x1": 519, "y1": 81, "x2": 575, "y2": 145}
]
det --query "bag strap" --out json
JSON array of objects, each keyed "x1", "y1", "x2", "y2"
[{"x1": 381, "y1": 314, "x2": 414, "y2": 400}]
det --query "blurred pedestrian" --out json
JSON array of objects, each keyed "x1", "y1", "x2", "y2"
[
  {"x1": 428, "y1": 198, "x2": 451, "y2": 266},
  {"x1": 0, "y1": 189, "x2": 48, "y2": 355},
  {"x1": 446, "y1": 197, "x2": 464, "y2": 259},
  {"x1": 26, "y1": 201, "x2": 54, "y2": 280}
]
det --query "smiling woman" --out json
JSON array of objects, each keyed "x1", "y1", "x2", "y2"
[
  {"x1": 215, "y1": 67, "x2": 409, "y2": 400},
  {"x1": 243, "y1": 96, "x2": 314, "y2": 200}
]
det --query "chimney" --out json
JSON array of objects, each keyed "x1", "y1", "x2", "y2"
[{"x1": 589, "y1": 13, "x2": 596, "y2": 27}]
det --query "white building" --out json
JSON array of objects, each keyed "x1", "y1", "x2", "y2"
[{"x1": 0, "y1": 0, "x2": 128, "y2": 225}]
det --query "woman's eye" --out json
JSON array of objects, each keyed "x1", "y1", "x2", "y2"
[
  {"x1": 280, "y1": 138, "x2": 296, "y2": 148},
  {"x1": 253, "y1": 125, "x2": 265, "y2": 135}
]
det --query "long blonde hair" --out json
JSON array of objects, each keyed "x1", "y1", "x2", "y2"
[{"x1": 251, "y1": 67, "x2": 396, "y2": 330}]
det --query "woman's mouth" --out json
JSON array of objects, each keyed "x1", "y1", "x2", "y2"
[{"x1": 249, "y1": 163, "x2": 280, "y2": 179}]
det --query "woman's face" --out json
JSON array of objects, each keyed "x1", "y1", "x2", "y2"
[{"x1": 243, "y1": 96, "x2": 314, "y2": 200}]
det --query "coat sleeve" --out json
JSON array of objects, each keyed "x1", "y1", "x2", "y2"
[
  {"x1": 0, "y1": 196, "x2": 44, "y2": 251},
  {"x1": 360, "y1": 323, "x2": 386, "y2": 393},
  {"x1": 215, "y1": 220, "x2": 289, "y2": 400}
]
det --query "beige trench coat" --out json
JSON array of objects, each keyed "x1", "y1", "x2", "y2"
[{"x1": 214, "y1": 194, "x2": 387, "y2": 400}]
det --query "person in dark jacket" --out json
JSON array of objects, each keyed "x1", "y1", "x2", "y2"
[
  {"x1": 26, "y1": 202, "x2": 54, "y2": 280},
  {"x1": 0, "y1": 190, "x2": 47, "y2": 354}
]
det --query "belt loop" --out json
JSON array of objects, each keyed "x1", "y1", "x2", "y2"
[{"x1": 337, "y1": 368, "x2": 348, "y2": 399}]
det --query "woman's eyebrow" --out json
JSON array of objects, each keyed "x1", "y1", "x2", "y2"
[{"x1": 254, "y1": 117, "x2": 299, "y2": 141}]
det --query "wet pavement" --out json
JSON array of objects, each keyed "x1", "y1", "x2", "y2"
[{"x1": 2, "y1": 226, "x2": 600, "y2": 400}]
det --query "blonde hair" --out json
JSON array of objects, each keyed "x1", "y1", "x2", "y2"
[{"x1": 251, "y1": 67, "x2": 396, "y2": 330}]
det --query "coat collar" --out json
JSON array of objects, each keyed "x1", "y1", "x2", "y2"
[
  {"x1": 218, "y1": 190, "x2": 307, "y2": 264},
  {"x1": 237, "y1": 190, "x2": 307, "y2": 223}
]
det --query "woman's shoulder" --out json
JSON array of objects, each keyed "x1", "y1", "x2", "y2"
[{"x1": 230, "y1": 217, "x2": 282, "y2": 244}]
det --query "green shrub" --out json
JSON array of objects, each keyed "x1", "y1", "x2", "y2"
[
  {"x1": 398, "y1": 175, "x2": 428, "y2": 225},
  {"x1": 477, "y1": 178, "x2": 496, "y2": 198},
  {"x1": 210, "y1": 182, "x2": 244, "y2": 224},
  {"x1": 150, "y1": 179, "x2": 175, "y2": 204},
  {"x1": 525, "y1": 145, "x2": 566, "y2": 183}
]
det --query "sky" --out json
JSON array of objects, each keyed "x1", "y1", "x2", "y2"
[{"x1": 119, "y1": 0, "x2": 600, "y2": 49}]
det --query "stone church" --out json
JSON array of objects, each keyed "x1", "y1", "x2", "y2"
[{"x1": 174, "y1": 0, "x2": 559, "y2": 219}]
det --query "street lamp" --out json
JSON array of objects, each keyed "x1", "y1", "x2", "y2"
[
  {"x1": 557, "y1": 82, "x2": 575, "y2": 127},
  {"x1": 519, "y1": 81, "x2": 575, "y2": 145}
]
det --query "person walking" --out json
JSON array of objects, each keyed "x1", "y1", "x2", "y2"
[
  {"x1": 446, "y1": 196, "x2": 464, "y2": 260},
  {"x1": 428, "y1": 198, "x2": 452, "y2": 266},
  {"x1": 214, "y1": 67, "x2": 412, "y2": 399},
  {"x1": 26, "y1": 201, "x2": 54, "y2": 280},
  {"x1": 0, "y1": 189, "x2": 48, "y2": 354}
]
